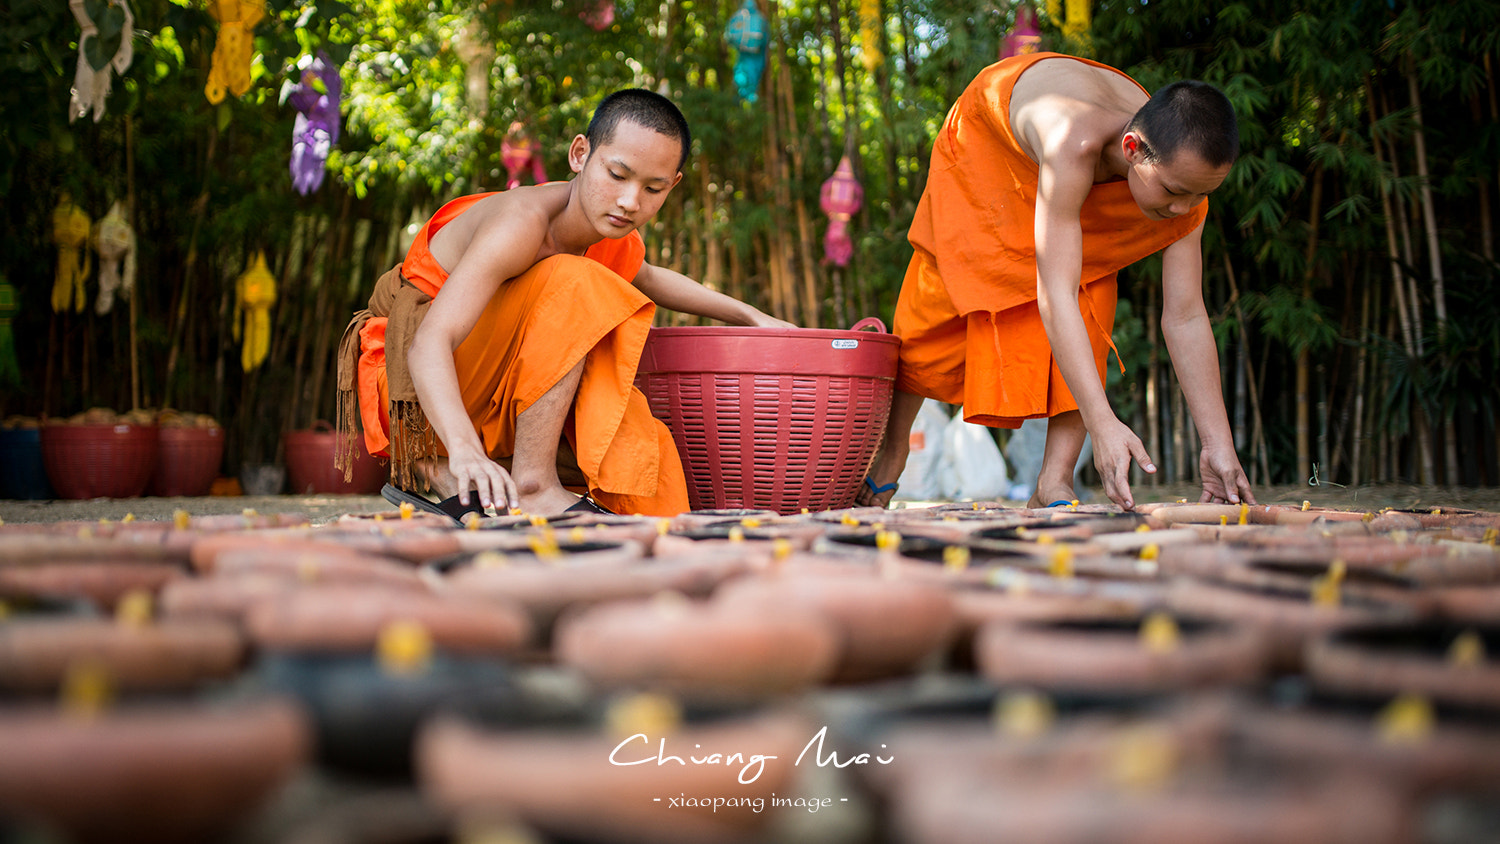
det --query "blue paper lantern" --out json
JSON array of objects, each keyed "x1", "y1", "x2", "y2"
[{"x1": 725, "y1": 0, "x2": 768, "y2": 102}]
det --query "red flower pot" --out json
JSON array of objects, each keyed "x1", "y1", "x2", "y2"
[
  {"x1": 283, "y1": 421, "x2": 385, "y2": 494},
  {"x1": 40, "y1": 423, "x2": 159, "y2": 499}
]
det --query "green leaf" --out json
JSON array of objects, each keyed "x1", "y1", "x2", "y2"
[
  {"x1": 217, "y1": 101, "x2": 233, "y2": 132},
  {"x1": 83, "y1": 33, "x2": 122, "y2": 71}
]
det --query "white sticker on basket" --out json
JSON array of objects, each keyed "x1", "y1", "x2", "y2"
[{"x1": 831, "y1": 339, "x2": 859, "y2": 350}]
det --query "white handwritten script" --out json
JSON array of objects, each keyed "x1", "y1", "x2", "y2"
[{"x1": 609, "y1": 725, "x2": 893, "y2": 785}]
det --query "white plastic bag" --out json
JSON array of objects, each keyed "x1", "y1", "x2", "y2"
[
  {"x1": 938, "y1": 407, "x2": 1009, "y2": 500},
  {"x1": 892, "y1": 399, "x2": 950, "y2": 501}
]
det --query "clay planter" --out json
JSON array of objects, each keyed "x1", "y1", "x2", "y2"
[
  {"x1": 974, "y1": 615, "x2": 1269, "y2": 694},
  {"x1": 653, "y1": 521, "x2": 827, "y2": 558},
  {"x1": 0, "y1": 561, "x2": 185, "y2": 612},
  {"x1": 188, "y1": 532, "x2": 414, "y2": 575},
  {"x1": 1305, "y1": 623, "x2": 1500, "y2": 713},
  {"x1": 554, "y1": 597, "x2": 840, "y2": 700},
  {"x1": 715, "y1": 572, "x2": 957, "y2": 683},
  {"x1": 284, "y1": 420, "x2": 386, "y2": 494},
  {"x1": 40, "y1": 423, "x2": 159, "y2": 499},
  {"x1": 952, "y1": 578, "x2": 1165, "y2": 640},
  {"x1": 419, "y1": 711, "x2": 812, "y2": 844},
  {"x1": 0, "y1": 617, "x2": 245, "y2": 693},
  {"x1": 0, "y1": 698, "x2": 309, "y2": 844},
  {"x1": 445, "y1": 547, "x2": 753, "y2": 642},
  {"x1": 150, "y1": 426, "x2": 224, "y2": 497},
  {"x1": 1432, "y1": 586, "x2": 1500, "y2": 625},
  {"x1": 244, "y1": 585, "x2": 532, "y2": 656},
  {"x1": 1164, "y1": 578, "x2": 1417, "y2": 672},
  {"x1": 256, "y1": 652, "x2": 574, "y2": 779},
  {"x1": 159, "y1": 574, "x2": 307, "y2": 625}
]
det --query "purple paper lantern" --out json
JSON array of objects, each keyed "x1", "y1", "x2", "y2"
[{"x1": 288, "y1": 51, "x2": 342, "y2": 195}]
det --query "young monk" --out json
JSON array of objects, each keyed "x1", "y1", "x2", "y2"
[
  {"x1": 336, "y1": 89, "x2": 790, "y2": 521},
  {"x1": 856, "y1": 52, "x2": 1255, "y2": 511}
]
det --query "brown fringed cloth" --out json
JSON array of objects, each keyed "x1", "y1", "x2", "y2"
[{"x1": 335, "y1": 265, "x2": 435, "y2": 492}]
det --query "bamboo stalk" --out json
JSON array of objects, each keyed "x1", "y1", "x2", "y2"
[
  {"x1": 1349, "y1": 267, "x2": 1371, "y2": 487},
  {"x1": 1295, "y1": 164, "x2": 1323, "y2": 484},
  {"x1": 125, "y1": 114, "x2": 139, "y2": 411},
  {"x1": 1366, "y1": 80, "x2": 1416, "y2": 358},
  {"x1": 163, "y1": 122, "x2": 219, "y2": 409},
  {"x1": 1222, "y1": 254, "x2": 1271, "y2": 486}
]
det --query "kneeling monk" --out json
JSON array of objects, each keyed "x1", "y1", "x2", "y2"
[
  {"x1": 337, "y1": 89, "x2": 790, "y2": 521},
  {"x1": 857, "y1": 52, "x2": 1255, "y2": 511}
]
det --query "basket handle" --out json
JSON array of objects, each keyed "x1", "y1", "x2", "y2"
[{"x1": 850, "y1": 317, "x2": 888, "y2": 333}]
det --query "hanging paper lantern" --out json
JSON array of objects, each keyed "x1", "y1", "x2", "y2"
[
  {"x1": 52, "y1": 196, "x2": 91, "y2": 314},
  {"x1": 501, "y1": 122, "x2": 548, "y2": 190},
  {"x1": 92, "y1": 201, "x2": 136, "y2": 315},
  {"x1": 724, "y1": 0, "x2": 768, "y2": 103},
  {"x1": 858, "y1": 0, "x2": 882, "y2": 74},
  {"x1": 0, "y1": 274, "x2": 19, "y2": 389},
  {"x1": 235, "y1": 251, "x2": 277, "y2": 372},
  {"x1": 580, "y1": 1, "x2": 615, "y2": 31},
  {"x1": 68, "y1": 0, "x2": 134, "y2": 123},
  {"x1": 1044, "y1": 0, "x2": 1091, "y2": 42},
  {"x1": 287, "y1": 51, "x2": 342, "y2": 195},
  {"x1": 1002, "y1": 4, "x2": 1042, "y2": 59},
  {"x1": 205, "y1": 0, "x2": 266, "y2": 104},
  {"x1": 819, "y1": 155, "x2": 863, "y2": 268}
]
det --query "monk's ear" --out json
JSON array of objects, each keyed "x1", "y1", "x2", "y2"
[
  {"x1": 568, "y1": 134, "x2": 591, "y2": 174},
  {"x1": 669, "y1": 171, "x2": 683, "y2": 190},
  {"x1": 1122, "y1": 131, "x2": 1148, "y2": 165}
]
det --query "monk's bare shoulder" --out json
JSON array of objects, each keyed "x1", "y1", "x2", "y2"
[
  {"x1": 427, "y1": 183, "x2": 569, "y2": 272},
  {"x1": 1010, "y1": 58, "x2": 1144, "y2": 168}
]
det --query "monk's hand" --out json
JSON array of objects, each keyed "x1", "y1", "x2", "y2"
[
  {"x1": 447, "y1": 444, "x2": 517, "y2": 514},
  {"x1": 1092, "y1": 419, "x2": 1156, "y2": 510},
  {"x1": 745, "y1": 311, "x2": 796, "y2": 329},
  {"x1": 1198, "y1": 445, "x2": 1256, "y2": 506}
]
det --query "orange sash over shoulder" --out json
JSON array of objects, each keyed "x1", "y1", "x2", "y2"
[
  {"x1": 896, "y1": 52, "x2": 1208, "y2": 427},
  {"x1": 335, "y1": 192, "x2": 688, "y2": 516}
]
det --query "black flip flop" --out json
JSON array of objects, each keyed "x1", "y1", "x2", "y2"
[
  {"x1": 564, "y1": 496, "x2": 614, "y2": 515},
  {"x1": 381, "y1": 483, "x2": 485, "y2": 526}
]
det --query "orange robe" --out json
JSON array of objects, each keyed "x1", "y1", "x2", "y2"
[
  {"x1": 896, "y1": 52, "x2": 1209, "y2": 428},
  {"x1": 354, "y1": 193, "x2": 689, "y2": 516}
]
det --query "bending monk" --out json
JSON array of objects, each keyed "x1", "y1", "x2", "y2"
[
  {"x1": 856, "y1": 52, "x2": 1255, "y2": 510},
  {"x1": 337, "y1": 89, "x2": 790, "y2": 521}
]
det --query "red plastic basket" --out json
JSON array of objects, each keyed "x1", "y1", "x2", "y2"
[
  {"x1": 151, "y1": 426, "x2": 225, "y2": 497},
  {"x1": 634, "y1": 317, "x2": 899, "y2": 514},
  {"x1": 284, "y1": 421, "x2": 387, "y2": 495},
  {"x1": 40, "y1": 423, "x2": 160, "y2": 499}
]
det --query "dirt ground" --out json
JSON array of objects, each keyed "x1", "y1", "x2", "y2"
[{"x1": 2, "y1": 482, "x2": 1496, "y2": 525}]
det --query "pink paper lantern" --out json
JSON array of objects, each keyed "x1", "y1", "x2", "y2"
[
  {"x1": 500, "y1": 122, "x2": 548, "y2": 189},
  {"x1": 580, "y1": 1, "x2": 614, "y2": 31},
  {"x1": 1002, "y1": 4, "x2": 1042, "y2": 59},
  {"x1": 819, "y1": 155, "x2": 863, "y2": 267}
]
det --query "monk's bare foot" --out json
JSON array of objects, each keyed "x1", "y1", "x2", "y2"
[
  {"x1": 1027, "y1": 486, "x2": 1077, "y2": 509},
  {"x1": 515, "y1": 481, "x2": 585, "y2": 517},
  {"x1": 417, "y1": 458, "x2": 461, "y2": 499},
  {"x1": 855, "y1": 445, "x2": 909, "y2": 508}
]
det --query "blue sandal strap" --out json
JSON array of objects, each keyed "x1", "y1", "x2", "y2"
[{"x1": 864, "y1": 477, "x2": 899, "y2": 495}]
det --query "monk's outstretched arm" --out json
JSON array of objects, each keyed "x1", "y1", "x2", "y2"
[
  {"x1": 407, "y1": 205, "x2": 548, "y2": 512},
  {"x1": 1035, "y1": 148, "x2": 1155, "y2": 509},
  {"x1": 633, "y1": 262, "x2": 793, "y2": 327},
  {"x1": 1159, "y1": 224, "x2": 1256, "y2": 505}
]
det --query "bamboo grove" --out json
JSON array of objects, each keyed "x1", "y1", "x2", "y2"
[{"x1": 0, "y1": 0, "x2": 1496, "y2": 487}]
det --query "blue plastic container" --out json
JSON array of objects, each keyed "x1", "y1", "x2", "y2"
[{"x1": 0, "y1": 427, "x2": 54, "y2": 499}]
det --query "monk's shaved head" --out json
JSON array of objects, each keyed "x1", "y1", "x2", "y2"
[
  {"x1": 586, "y1": 88, "x2": 692, "y2": 171},
  {"x1": 1126, "y1": 80, "x2": 1238, "y2": 168}
]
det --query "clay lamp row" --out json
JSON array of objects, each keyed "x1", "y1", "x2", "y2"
[
  {"x1": 1304, "y1": 622, "x2": 1500, "y2": 715},
  {"x1": 252, "y1": 615, "x2": 584, "y2": 780},
  {"x1": 0, "y1": 590, "x2": 244, "y2": 696},
  {"x1": 440, "y1": 541, "x2": 754, "y2": 645},
  {"x1": 974, "y1": 612, "x2": 1270, "y2": 696},
  {"x1": 1221, "y1": 691, "x2": 1500, "y2": 798},
  {"x1": 1163, "y1": 574, "x2": 1420, "y2": 672},
  {"x1": 889, "y1": 721, "x2": 1412, "y2": 844},
  {"x1": 0, "y1": 509, "x2": 311, "y2": 542},
  {"x1": 419, "y1": 694, "x2": 813, "y2": 844},
  {"x1": 0, "y1": 694, "x2": 311, "y2": 844}
]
